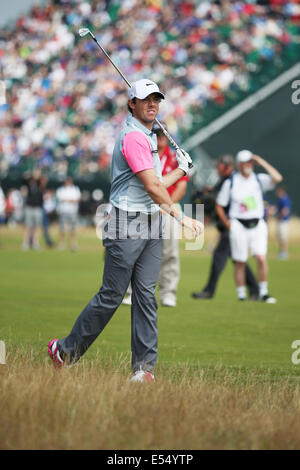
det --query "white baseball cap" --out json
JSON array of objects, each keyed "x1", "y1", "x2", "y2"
[
  {"x1": 236, "y1": 149, "x2": 253, "y2": 163},
  {"x1": 128, "y1": 79, "x2": 165, "y2": 100}
]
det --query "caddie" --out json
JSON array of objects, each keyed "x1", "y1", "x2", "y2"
[
  {"x1": 48, "y1": 78, "x2": 202, "y2": 381},
  {"x1": 215, "y1": 150, "x2": 282, "y2": 303}
]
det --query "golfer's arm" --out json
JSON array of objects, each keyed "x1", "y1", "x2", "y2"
[
  {"x1": 136, "y1": 169, "x2": 182, "y2": 220},
  {"x1": 162, "y1": 168, "x2": 186, "y2": 189},
  {"x1": 170, "y1": 180, "x2": 187, "y2": 204},
  {"x1": 215, "y1": 203, "x2": 230, "y2": 230}
]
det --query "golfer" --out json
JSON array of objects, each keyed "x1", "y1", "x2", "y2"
[
  {"x1": 216, "y1": 150, "x2": 282, "y2": 303},
  {"x1": 48, "y1": 79, "x2": 202, "y2": 382}
]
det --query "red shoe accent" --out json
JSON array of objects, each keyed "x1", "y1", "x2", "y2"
[{"x1": 48, "y1": 339, "x2": 64, "y2": 369}]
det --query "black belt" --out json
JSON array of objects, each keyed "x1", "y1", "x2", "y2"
[{"x1": 236, "y1": 218, "x2": 260, "y2": 229}]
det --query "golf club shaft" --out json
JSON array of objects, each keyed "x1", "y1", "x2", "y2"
[
  {"x1": 88, "y1": 31, "x2": 191, "y2": 163},
  {"x1": 89, "y1": 33, "x2": 131, "y2": 88}
]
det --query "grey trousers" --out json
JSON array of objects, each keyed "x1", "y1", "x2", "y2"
[{"x1": 58, "y1": 210, "x2": 163, "y2": 372}]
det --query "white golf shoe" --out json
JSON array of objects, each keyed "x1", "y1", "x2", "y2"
[
  {"x1": 261, "y1": 295, "x2": 277, "y2": 304},
  {"x1": 161, "y1": 294, "x2": 176, "y2": 307},
  {"x1": 122, "y1": 294, "x2": 132, "y2": 306},
  {"x1": 130, "y1": 370, "x2": 155, "y2": 383}
]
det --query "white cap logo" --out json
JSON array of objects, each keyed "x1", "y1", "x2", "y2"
[{"x1": 129, "y1": 79, "x2": 165, "y2": 100}]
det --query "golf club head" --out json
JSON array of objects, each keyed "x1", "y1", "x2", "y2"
[{"x1": 78, "y1": 28, "x2": 91, "y2": 37}]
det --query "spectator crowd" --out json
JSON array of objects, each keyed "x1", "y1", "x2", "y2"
[
  {"x1": 0, "y1": 177, "x2": 103, "y2": 243},
  {"x1": 0, "y1": 0, "x2": 300, "y2": 182}
]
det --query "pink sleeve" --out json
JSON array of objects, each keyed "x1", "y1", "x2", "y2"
[{"x1": 122, "y1": 131, "x2": 154, "y2": 174}]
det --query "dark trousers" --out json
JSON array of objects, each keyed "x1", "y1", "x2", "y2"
[
  {"x1": 203, "y1": 230, "x2": 259, "y2": 296},
  {"x1": 42, "y1": 210, "x2": 53, "y2": 246}
]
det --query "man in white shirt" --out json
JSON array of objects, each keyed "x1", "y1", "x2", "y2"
[
  {"x1": 216, "y1": 150, "x2": 282, "y2": 303},
  {"x1": 56, "y1": 177, "x2": 81, "y2": 251}
]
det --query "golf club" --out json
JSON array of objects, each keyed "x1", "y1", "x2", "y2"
[{"x1": 78, "y1": 27, "x2": 192, "y2": 169}]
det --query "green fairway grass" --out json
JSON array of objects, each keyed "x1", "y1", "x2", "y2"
[{"x1": 1, "y1": 224, "x2": 300, "y2": 378}]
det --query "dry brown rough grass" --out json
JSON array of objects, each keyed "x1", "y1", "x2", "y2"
[{"x1": 1, "y1": 350, "x2": 300, "y2": 450}]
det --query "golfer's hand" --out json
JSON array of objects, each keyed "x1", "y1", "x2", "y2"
[
  {"x1": 181, "y1": 215, "x2": 203, "y2": 238},
  {"x1": 176, "y1": 148, "x2": 193, "y2": 175}
]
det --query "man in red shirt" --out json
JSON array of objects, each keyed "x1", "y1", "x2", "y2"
[{"x1": 154, "y1": 123, "x2": 189, "y2": 307}]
